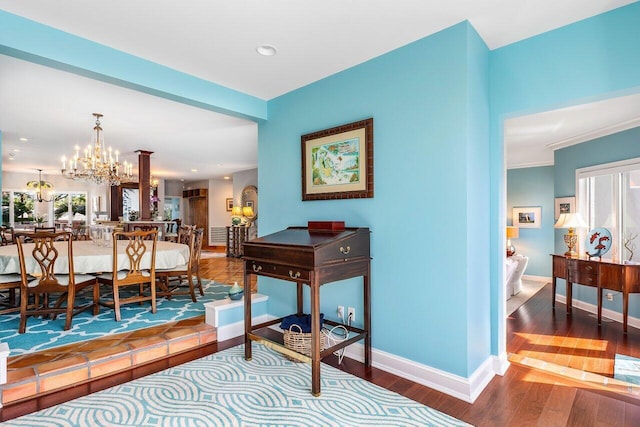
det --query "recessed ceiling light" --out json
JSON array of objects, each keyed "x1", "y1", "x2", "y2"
[
  {"x1": 12, "y1": 149, "x2": 20, "y2": 153},
  {"x1": 19, "y1": 137, "x2": 28, "y2": 142},
  {"x1": 223, "y1": 176, "x2": 230, "y2": 180},
  {"x1": 256, "y1": 44, "x2": 277, "y2": 56},
  {"x1": 191, "y1": 169, "x2": 198, "y2": 173}
]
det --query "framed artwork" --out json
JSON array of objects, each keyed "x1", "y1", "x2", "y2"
[
  {"x1": 226, "y1": 198, "x2": 233, "y2": 212},
  {"x1": 554, "y1": 196, "x2": 575, "y2": 220},
  {"x1": 513, "y1": 207, "x2": 542, "y2": 228},
  {"x1": 301, "y1": 118, "x2": 374, "y2": 201}
]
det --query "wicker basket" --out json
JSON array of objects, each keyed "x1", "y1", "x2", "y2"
[{"x1": 283, "y1": 324, "x2": 328, "y2": 362}]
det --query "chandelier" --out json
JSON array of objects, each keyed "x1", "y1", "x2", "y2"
[
  {"x1": 26, "y1": 169, "x2": 54, "y2": 203},
  {"x1": 60, "y1": 113, "x2": 135, "y2": 186}
]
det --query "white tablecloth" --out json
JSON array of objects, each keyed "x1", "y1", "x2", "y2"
[{"x1": 0, "y1": 240, "x2": 190, "y2": 275}]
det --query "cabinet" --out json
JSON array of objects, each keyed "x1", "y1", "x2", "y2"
[
  {"x1": 243, "y1": 226, "x2": 371, "y2": 396},
  {"x1": 226, "y1": 226, "x2": 250, "y2": 257},
  {"x1": 551, "y1": 254, "x2": 640, "y2": 332}
]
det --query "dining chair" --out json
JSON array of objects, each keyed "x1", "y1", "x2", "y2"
[
  {"x1": 0, "y1": 273, "x2": 22, "y2": 315},
  {"x1": 14, "y1": 231, "x2": 99, "y2": 333},
  {"x1": 164, "y1": 220, "x2": 179, "y2": 242},
  {"x1": 98, "y1": 229, "x2": 158, "y2": 321},
  {"x1": 132, "y1": 224, "x2": 160, "y2": 240},
  {"x1": 156, "y1": 226, "x2": 200, "y2": 301},
  {"x1": 33, "y1": 226, "x2": 57, "y2": 233},
  {"x1": 0, "y1": 226, "x2": 15, "y2": 245}
]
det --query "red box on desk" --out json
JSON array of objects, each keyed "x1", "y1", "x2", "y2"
[{"x1": 308, "y1": 221, "x2": 345, "y2": 233}]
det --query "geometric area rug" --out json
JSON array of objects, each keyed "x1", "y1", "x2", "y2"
[
  {"x1": 614, "y1": 353, "x2": 640, "y2": 385},
  {"x1": 3, "y1": 344, "x2": 470, "y2": 426},
  {"x1": 0, "y1": 280, "x2": 231, "y2": 356}
]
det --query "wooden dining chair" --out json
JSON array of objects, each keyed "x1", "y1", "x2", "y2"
[
  {"x1": 156, "y1": 226, "x2": 199, "y2": 301},
  {"x1": 0, "y1": 226, "x2": 15, "y2": 245},
  {"x1": 97, "y1": 229, "x2": 158, "y2": 321},
  {"x1": 132, "y1": 225, "x2": 160, "y2": 240},
  {"x1": 14, "y1": 231, "x2": 99, "y2": 333},
  {"x1": 0, "y1": 274, "x2": 22, "y2": 315},
  {"x1": 33, "y1": 226, "x2": 57, "y2": 233}
]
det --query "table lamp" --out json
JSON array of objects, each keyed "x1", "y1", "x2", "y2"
[
  {"x1": 242, "y1": 206, "x2": 255, "y2": 226},
  {"x1": 231, "y1": 206, "x2": 243, "y2": 225},
  {"x1": 554, "y1": 212, "x2": 587, "y2": 257},
  {"x1": 506, "y1": 226, "x2": 519, "y2": 257}
]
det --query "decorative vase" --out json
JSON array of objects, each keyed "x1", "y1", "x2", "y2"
[{"x1": 228, "y1": 282, "x2": 244, "y2": 300}]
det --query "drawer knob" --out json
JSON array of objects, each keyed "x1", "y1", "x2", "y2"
[
  {"x1": 252, "y1": 264, "x2": 262, "y2": 272},
  {"x1": 340, "y1": 246, "x2": 351, "y2": 255},
  {"x1": 289, "y1": 270, "x2": 301, "y2": 279},
  {"x1": 585, "y1": 266, "x2": 593, "y2": 272}
]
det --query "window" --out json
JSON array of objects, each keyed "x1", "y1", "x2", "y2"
[
  {"x1": 1, "y1": 190, "x2": 87, "y2": 228},
  {"x1": 54, "y1": 192, "x2": 87, "y2": 226},
  {"x1": 577, "y1": 158, "x2": 640, "y2": 262}
]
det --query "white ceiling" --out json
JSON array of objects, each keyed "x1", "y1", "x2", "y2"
[{"x1": 0, "y1": 0, "x2": 637, "y2": 179}]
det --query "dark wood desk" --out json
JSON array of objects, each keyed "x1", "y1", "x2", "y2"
[
  {"x1": 551, "y1": 254, "x2": 640, "y2": 332},
  {"x1": 243, "y1": 226, "x2": 371, "y2": 396}
]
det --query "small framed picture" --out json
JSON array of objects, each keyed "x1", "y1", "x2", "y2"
[
  {"x1": 513, "y1": 207, "x2": 542, "y2": 228},
  {"x1": 226, "y1": 198, "x2": 233, "y2": 212},
  {"x1": 554, "y1": 196, "x2": 575, "y2": 220}
]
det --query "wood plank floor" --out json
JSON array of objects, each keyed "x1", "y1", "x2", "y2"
[
  {"x1": 136, "y1": 256, "x2": 640, "y2": 425},
  {"x1": 5, "y1": 252, "x2": 640, "y2": 425}
]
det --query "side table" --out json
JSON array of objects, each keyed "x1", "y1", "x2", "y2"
[{"x1": 226, "y1": 226, "x2": 250, "y2": 257}]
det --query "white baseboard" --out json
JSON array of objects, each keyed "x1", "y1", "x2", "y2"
[
  {"x1": 556, "y1": 293, "x2": 640, "y2": 330},
  {"x1": 337, "y1": 342, "x2": 496, "y2": 403},
  {"x1": 522, "y1": 274, "x2": 551, "y2": 283}
]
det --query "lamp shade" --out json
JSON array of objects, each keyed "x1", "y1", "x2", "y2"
[
  {"x1": 506, "y1": 226, "x2": 519, "y2": 239},
  {"x1": 231, "y1": 206, "x2": 243, "y2": 217},
  {"x1": 242, "y1": 206, "x2": 255, "y2": 218},
  {"x1": 554, "y1": 213, "x2": 587, "y2": 229}
]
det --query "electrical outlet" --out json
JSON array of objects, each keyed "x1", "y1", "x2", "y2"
[
  {"x1": 606, "y1": 293, "x2": 614, "y2": 301},
  {"x1": 337, "y1": 305, "x2": 344, "y2": 320},
  {"x1": 348, "y1": 307, "x2": 355, "y2": 323}
]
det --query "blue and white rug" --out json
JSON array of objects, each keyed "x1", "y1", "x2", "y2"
[
  {"x1": 3, "y1": 344, "x2": 470, "y2": 427},
  {"x1": 614, "y1": 353, "x2": 640, "y2": 385},
  {"x1": 0, "y1": 280, "x2": 231, "y2": 356}
]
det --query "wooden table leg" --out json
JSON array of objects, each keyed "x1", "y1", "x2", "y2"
[
  {"x1": 244, "y1": 269, "x2": 252, "y2": 361},
  {"x1": 597, "y1": 286, "x2": 602, "y2": 325},
  {"x1": 566, "y1": 279, "x2": 572, "y2": 314},
  {"x1": 623, "y1": 290, "x2": 629, "y2": 334},
  {"x1": 552, "y1": 277, "x2": 557, "y2": 308},
  {"x1": 364, "y1": 271, "x2": 371, "y2": 368},
  {"x1": 310, "y1": 275, "x2": 321, "y2": 396}
]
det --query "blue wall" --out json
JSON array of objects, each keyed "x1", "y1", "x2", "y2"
[
  {"x1": 507, "y1": 166, "x2": 554, "y2": 277},
  {"x1": 260, "y1": 22, "x2": 491, "y2": 377}
]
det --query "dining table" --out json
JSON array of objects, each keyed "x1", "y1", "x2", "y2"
[{"x1": 0, "y1": 240, "x2": 190, "y2": 275}]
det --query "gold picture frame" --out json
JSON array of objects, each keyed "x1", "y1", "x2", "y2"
[
  {"x1": 301, "y1": 118, "x2": 374, "y2": 201},
  {"x1": 226, "y1": 198, "x2": 233, "y2": 212}
]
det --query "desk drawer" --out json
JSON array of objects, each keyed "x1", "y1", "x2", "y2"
[
  {"x1": 246, "y1": 261, "x2": 310, "y2": 281},
  {"x1": 568, "y1": 270, "x2": 597, "y2": 287},
  {"x1": 567, "y1": 260, "x2": 597, "y2": 275}
]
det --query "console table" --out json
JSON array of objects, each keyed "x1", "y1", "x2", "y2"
[
  {"x1": 243, "y1": 226, "x2": 371, "y2": 396},
  {"x1": 226, "y1": 226, "x2": 250, "y2": 257},
  {"x1": 551, "y1": 254, "x2": 640, "y2": 332}
]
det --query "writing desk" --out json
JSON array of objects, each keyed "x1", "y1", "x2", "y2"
[
  {"x1": 551, "y1": 254, "x2": 640, "y2": 332},
  {"x1": 243, "y1": 226, "x2": 371, "y2": 396}
]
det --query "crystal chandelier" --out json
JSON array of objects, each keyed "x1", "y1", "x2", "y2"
[{"x1": 60, "y1": 113, "x2": 135, "y2": 186}]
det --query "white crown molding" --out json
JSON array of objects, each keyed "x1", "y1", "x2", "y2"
[
  {"x1": 545, "y1": 117, "x2": 640, "y2": 151},
  {"x1": 507, "y1": 159, "x2": 555, "y2": 170}
]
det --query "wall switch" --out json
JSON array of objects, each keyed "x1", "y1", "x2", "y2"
[
  {"x1": 606, "y1": 293, "x2": 614, "y2": 301},
  {"x1": 348, "y1": 307, "x2": 355, "y2": 323},
  {"x1": 337, "y1": 305, "x2": 344, "y2": 320}
]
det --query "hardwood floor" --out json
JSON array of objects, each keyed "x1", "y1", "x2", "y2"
[
  {"x1": 4, "y1": 252, "x2": 640, "y2": 425},
  {"x1": 197, "y1": 256, "x2": 640, "y2": 426}
]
